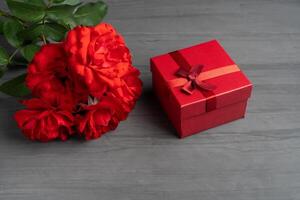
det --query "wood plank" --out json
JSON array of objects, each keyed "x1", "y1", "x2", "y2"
[{"x1": 1, "y1": 0, "x2": 300, "y2": 199}]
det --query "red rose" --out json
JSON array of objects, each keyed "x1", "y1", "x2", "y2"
[
  {"x1": 26, "y1": 44, "x2": 74, "y2": 110},
  {"x1": 27, "y1": 44, "x2": 67, "y2": 97},
  {"x1": 15, "y1": 23, "x2": 142, "y2": 142},
  {"x1": 114, "y1": 67, "x2": 143, "y2": 110},
  {"x1": 27, "y1": 43, "x2": 88, "y2": 110},
  {"x1": 76, "y1": 95, "x2": 127, "y2": 140},
  {"x1": 64, "y1": 23, "x2": 142, "y2": 106},
  {"x1": 14, "y1": 98, "x2": 74, "y2": 142}
]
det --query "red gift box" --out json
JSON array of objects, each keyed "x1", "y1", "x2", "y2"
[{"x1": 150, "y1": 40, "x2": 253, "y2": 138}]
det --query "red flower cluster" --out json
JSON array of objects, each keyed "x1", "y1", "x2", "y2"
[{"x1": 14, "y1": 23, "x2": 142, "y2": 142}]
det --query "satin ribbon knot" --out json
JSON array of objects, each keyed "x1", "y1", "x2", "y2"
[{"x1": 175, "y1": 64, "x2": 217, "y2": 95}]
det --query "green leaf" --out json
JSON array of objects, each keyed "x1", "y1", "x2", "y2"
[
  {"x1": 21, "y1": 44, "x2": 40, "y2": 62},
  {"x1": 0, "y1": 20, "x2": 3, "y2": 34},
  {"x1": 46, "y1": 4, "x2": 78, "y2": 28},
  {"x1": 6, "y1": 0, "x2": 46, "y2": 22},
  {"x1": 53, "y1": 0, "x2": 66, "y2": 3},
  {"x1": 21, "y1": 0, "x2": 46, "y2": 6},
  {"x1": 0, "y1": 73, "x2": 30, "y2": 97},
  {"x1": 61, "y1": 0, "x2": 80, "y2": 5},
  {"x1": 10, "y1": 57, "x2": 28, "y2": 66},
  {"x1": 0, "y1": 65, "x2": 7, "y2": 78},
  {"x1": 17, "y1": 24, "x2": 42, "y2": 42},
  {"x1": 74, "y1": 1, "x2": 108, "y2": 26},
  {"x1": 17, "y1": 23, "x2": 42, "y2": 42},
  {"x1": 19, "y1": 23, "x2": 68, "y2": 42},
  {"x1": 46, "y1": 23, "x2": 68, "y2": 41},
  {"x1": 3, "y1": 19, "x2": 23, "y2": 47},
  {"x1": 0, "y1": 46, "x2": 9, "y2": 66}
]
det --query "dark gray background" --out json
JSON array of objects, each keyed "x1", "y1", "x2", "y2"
[{"x1": 1, "y1": 0, "x2": 300, "y2": 200}]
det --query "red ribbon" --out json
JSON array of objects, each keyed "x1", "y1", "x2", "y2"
[
  {"x1": 169, "y1": 51, "x2": 218, "y2": 112},
  {"x1": 173, "y1": 64, "x2": 217, "y2": 95}
]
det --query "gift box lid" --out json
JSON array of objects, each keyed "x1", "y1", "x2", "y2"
[{"x1": 150, "y1": 40, "x2": 252, "y2": 120}]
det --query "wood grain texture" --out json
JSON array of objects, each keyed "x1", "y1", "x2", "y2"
[{"x1": 1, "y1": 0, "x2": 300, "y2": 199}]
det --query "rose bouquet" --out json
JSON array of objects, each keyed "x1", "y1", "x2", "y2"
[{"x1": 0, "y1": 1, "x2": 142, "y2": 142}]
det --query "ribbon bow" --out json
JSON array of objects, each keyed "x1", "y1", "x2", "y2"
[{"x1": 175, "y1": 64, "x2": 216, "y2": 95}]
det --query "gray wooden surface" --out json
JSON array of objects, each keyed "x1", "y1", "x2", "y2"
[{"x1": 1, "y1": 0, "x2": 300, "y2": 199}]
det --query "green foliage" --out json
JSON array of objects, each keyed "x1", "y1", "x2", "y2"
[
  {"x1": 74, "y1": 1, "x2": 107, "y2": 26},
  {"x1": 53, "y1": 0, "x2": 67, "y2": 3},
  {"x1": 0, "y1": 66, "x2": 7, "y2": 78},
  {"x1": 0, "y1": 47, "x2": 9, "y2": 78},
  {"x1": 0, "y1": 0, "x2": 108, "y2": 97},
  {"x1": 3, "y1": 19, "x2": 24, "y2": 47},
  {"x1": 6, "y1": 0, "x2": 46, "y2": 22},
  {"x1": 21, "y1": 0, "x2": 46, "y2": 6},
  {"x1": 61, "y1": 0, "x2": 81, "y2": 5},
  {"x1": 46, "y1": 4, "x2": 78, "y2": 28},
  {"x1": 21, "y1": 44, "x2": 40, "y2": 62},
  {"x1": 0, "y1": 47, "x2": 9, "y2": 66},
  {"x1": 19, "y1": 22, "x2": 68, "y2": 42},
  {"x1": 0, "y1": 73, "x2": 30, "y2": 97},
  {"x1": 0, "y1": 20, "x2": 4, "y2": 34}
]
